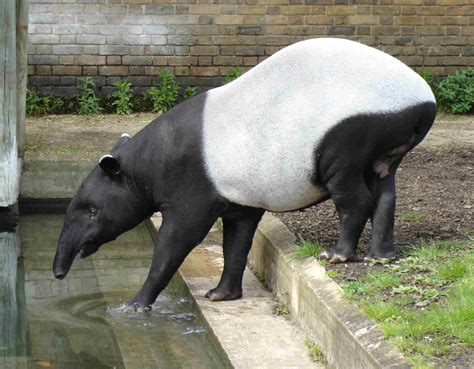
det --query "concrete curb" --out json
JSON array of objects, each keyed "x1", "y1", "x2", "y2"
[{"x1": 248, "y1": 213, "x2": 410, "y2": 369}]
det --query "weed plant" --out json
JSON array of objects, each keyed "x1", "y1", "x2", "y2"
[
  {"x1": 26, "y1": 89, "x2": 45, "y2": 116},
  {"x1": 420, "y1": 68, "x2": 474, "y2": 114},
  {"x1": 305, "y1": 339, "x2": 327, "y2": 364},
  {"x1": 149, "y1": 71, "x2": 179, "y2": 113},
  {"x1": 77, "y1": 77, "x2": 102, "y2": 115},
  {"x1": 224, "y1": 67, "x2": 244, "y2": 84},
  {"x1": 183, "y1": 86, "x2": 198, "y2": 100},
  {"x1": 112, "y1": 80, "x2": 133, "y2": 115},
  {"x1": 436, "y1": 69, "x2": 474, "y2": 114}
]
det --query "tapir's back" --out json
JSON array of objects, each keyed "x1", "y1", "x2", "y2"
[{"x1": 201, "y1": 38, "x2": 435, "y2": 212}]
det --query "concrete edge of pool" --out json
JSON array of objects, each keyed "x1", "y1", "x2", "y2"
[{"x1": 249, "y1": 213, "x2": 410, "y2": 369}]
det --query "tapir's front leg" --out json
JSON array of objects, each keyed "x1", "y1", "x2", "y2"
[{"x1": 127, "y1": 205, "x2": 222, "y2": 310}]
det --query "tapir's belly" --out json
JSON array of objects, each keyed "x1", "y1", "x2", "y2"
[{"x1": 201, "y1": 38, "x2": 435, "y2": 212}]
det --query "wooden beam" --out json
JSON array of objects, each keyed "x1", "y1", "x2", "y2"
[
  {"x1": 16, "y1": 0, "x2": 29, "y2": 157},
  {"x1": 0, "y1": 0, "x2": 20, "y2": 207}
]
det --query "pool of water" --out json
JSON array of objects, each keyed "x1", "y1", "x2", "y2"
[{"x1": 0, "y1": 213, "x2": 230, "y2": 369}]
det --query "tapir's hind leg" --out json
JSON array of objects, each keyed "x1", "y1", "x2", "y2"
[
  {"x1": 206, "y1": 206, "x2": 265, "y2": 301},
  {"x1": 364, "y1": 157, "x2": 403, "y2": 260},
  {"x1": 320, "y1": 173, "x2": 374, "y2": 263}
]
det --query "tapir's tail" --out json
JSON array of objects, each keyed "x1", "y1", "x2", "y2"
[
  {"x1": 372, "y1": 100, "x2": 436, "y2": 179},
  {"x1": 412, "y1": 100, "x2": 437, "y2": 149}
]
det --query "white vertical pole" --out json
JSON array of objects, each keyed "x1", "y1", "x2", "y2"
[{"x1": 0, "y1": 0, "x2": 20, "y2": 207}]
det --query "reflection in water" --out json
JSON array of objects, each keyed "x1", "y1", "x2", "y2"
[{"x1": 0, "y1": 214, "x2": 229, "y2": 369}]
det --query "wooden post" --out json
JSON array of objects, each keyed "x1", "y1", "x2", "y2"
[
  {"x1": 0, "y1": 0, "x2": 20, "y2": 207},
  {"x1": 16, "y1": 0, "x2": 29, "y2": 157}
]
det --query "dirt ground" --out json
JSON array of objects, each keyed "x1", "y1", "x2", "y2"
[
  {"x1": 276, "y1": 115, "x2": 473, "y2": 267},
  {"x1": 25, "y1": 113, "x2": 155, "y2": 162}
]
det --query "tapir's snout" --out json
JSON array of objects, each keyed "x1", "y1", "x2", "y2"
[{"x1": 53, "y1": 245, "x2": 75, "y2": 280}]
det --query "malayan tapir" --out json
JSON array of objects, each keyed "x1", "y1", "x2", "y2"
[{"x1": 53, "y1": 38, "x2": 436, "y2": 310}]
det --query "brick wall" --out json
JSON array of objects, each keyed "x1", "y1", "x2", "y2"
[{"x1": 27, "y1": 0, "x2": 473, "y2": 95}]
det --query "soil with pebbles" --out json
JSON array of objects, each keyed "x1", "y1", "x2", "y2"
[{"x1": 276, "y1": 147, "x2": 473, "y2": 258}]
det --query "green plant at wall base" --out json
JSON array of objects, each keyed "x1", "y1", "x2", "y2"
[
  {"x1": 44, "y1": 95, "x2": 66, "y2": 114},
  {"x1": 183, "y1": 86, "x2": 198, "y2": 100},
  {"x1": 149, "y1": 71, "x2": 180, "y2": 113},
  {"x1": 77, "y1": 76, "x2": 102, "y2": 115},
  {"x1": 26, "y1": 89, "x2": 45, "y2": 116},
  {"x1": 419, "y1": 70, "x2": 437, "y2": 91},
  {"x1": 111, "y1": 80, "x2": 133, "y2": 115},
  {"x1": 436, "y1": 69, "x2": 474, "y2": 114},
  {"x1": 224, "y1": 67, "x2": 244, "y2": 84}
]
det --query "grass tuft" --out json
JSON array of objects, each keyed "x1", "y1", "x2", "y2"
[
  {"x1": 305, "y1": 339, "x2": 327, "y2": 364},
  {"x1": 292, "y1": 239, "x2": 323, "y2": 260},
  {"x1": 401, "y1": 211, "x2": 426, "y2": 222}
]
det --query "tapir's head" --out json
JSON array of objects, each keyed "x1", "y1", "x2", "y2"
[{"x1": 53, "y1": 134, "x2": 149, "y2": 280}]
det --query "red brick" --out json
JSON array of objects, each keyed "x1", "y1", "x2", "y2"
[
  {"x1": 213, "y1": 55, "x2": 243, "y2": 65},
  {"x1": 326, "y1": 5, "x2": 356, "y2": 15},
  {"x1": 190, "y1": 66, "x2": 219, "y2": 76},
  {"x1": 395, "y1": 16, "x2": 424, "y2": 25},
  {"x1": 174, "y1": 66, "x2": 190, "y2": 76},
  {"x1": 52, "y1": 65, "x2": 82, "y2": 76},
  {"x1": 349, "y1": 15, "x2": 378, "y2": 24},
  {"x1": 190, "y1": 45, "x2": 219, "y2": 55},
  {"x1": 440, "y1": 16, "x2": 468, "y2": 25},
  {"x1": 82, "y1": 66, "x2": 98, "y2": 75},
  {"x1": 305, "y1": 15, "x2": 334, "y2": 24},
  {"x1": 372, "y1": 6, "x2": 400, "y2": 15},
  {"x1": 36, "y1": 66, "x2": 51, "y2": 75},
  {"x1": 99, "y1": 66, "x2": 128, "y2": 76}
]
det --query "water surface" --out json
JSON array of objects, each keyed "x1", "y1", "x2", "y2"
[{"x1": 0, "y1": 214, "x2": 229, "y2": 369}]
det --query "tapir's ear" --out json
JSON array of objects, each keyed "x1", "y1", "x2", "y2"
[
  {"x1": 110, "y1": 133, "x2": 130, "y2": 155},
  {"x1": 99, "y1": 154, "x2": 121, "y2": 176}
]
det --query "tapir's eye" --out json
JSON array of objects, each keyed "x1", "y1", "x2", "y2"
[{"x1": 89, "y1": 207, "x2": 98, "y2": 218}]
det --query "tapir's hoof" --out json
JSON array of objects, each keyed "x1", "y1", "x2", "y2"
[
  {"x1": 364, "y1": 250, "x2": 396, "y2": 262},
  {"x1": 319, "y1": 249, "x2": 352, "y2": 264},
  {"x1": 205, "y1": 288, "x2": 242, "y2": 302},
  {"x1": 329, "y1": 254, "x2": 348, "y2": 264}
]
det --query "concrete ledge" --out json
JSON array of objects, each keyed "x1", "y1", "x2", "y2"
[
  {"x1": 20, "y1": 160, "x2": 93, "y2": 199},
  {"x1": 248, "y1": 213, "x2": 410, "y2": 369}
]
